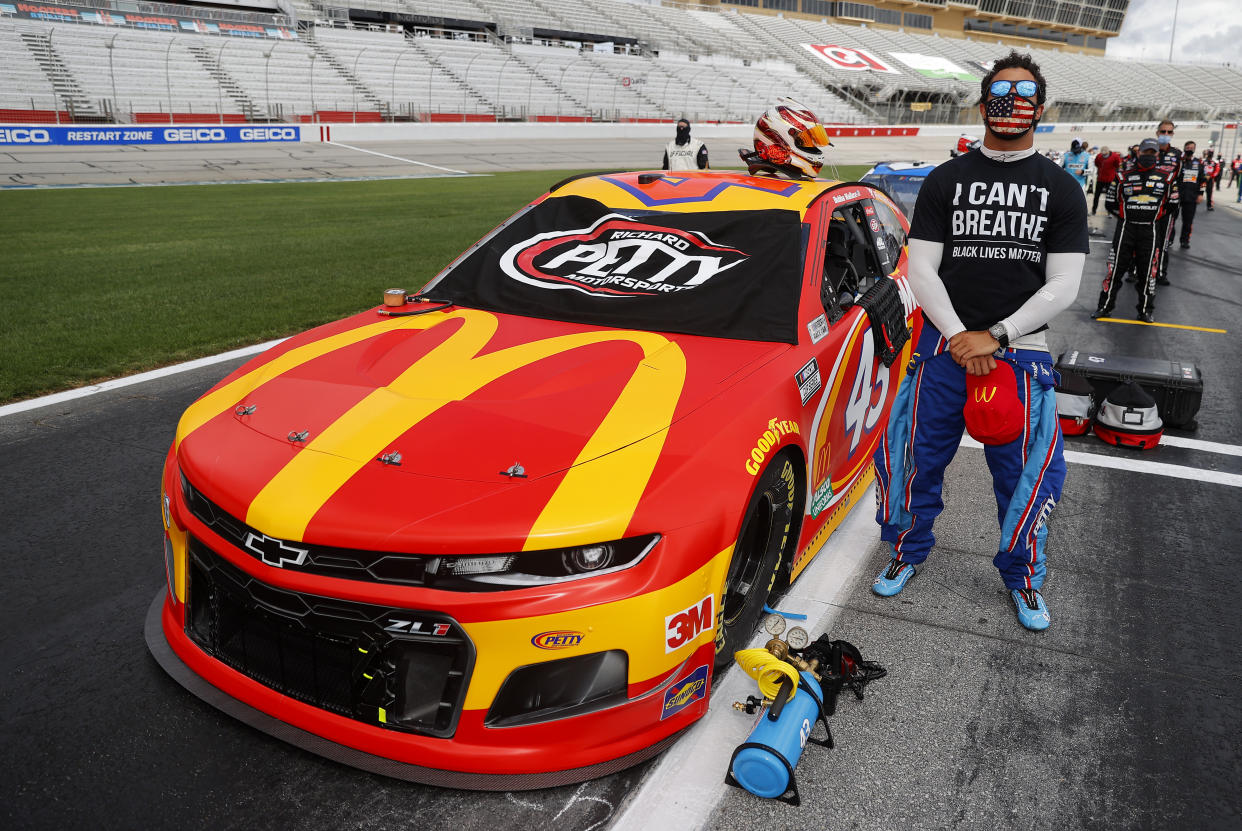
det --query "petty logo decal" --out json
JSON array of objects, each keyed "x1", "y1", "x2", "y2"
[
  {"x1": 531, "y1": 630, "x2": 585, "y2": 650},
  {"x1": 666, "y1": 594, "x2": 714, "y2": 653},
  {"x1": 661, "y1": 664, "x2": 709, "y2": 720},
  {"x1": 499, "y1": 214, "x2": 749, "y2": 298}
]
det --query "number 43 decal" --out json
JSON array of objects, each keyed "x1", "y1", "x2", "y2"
[{"x1": 843, "y1": 328, "x2": 888, "y2": 454}]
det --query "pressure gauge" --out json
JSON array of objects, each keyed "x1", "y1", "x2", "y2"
[
  {"x1": 762, "y1": 612, "x2": 786, "y2": 637},
  {"x1": 785, "y1": 626, "x2": 810, "y2": 649}
]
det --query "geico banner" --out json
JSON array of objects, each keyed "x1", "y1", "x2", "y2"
[{"x1": 0, "y1": 125, "x2": 302, "y2": 146}]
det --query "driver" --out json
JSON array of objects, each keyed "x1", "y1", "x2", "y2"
[{"x1": 738, "y1": 98, "x2": 833, "y2": 180}]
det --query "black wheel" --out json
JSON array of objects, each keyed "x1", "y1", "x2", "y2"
[{"x1": 714, "y1": 454, "x2": 798, "y2": 670}]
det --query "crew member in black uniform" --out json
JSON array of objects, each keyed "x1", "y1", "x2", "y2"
[
  {"x1": 1152, "y1": 121, "x2": 1182, "y2": 286},
  {"x1": 1177, "y1": 141, "x2": 1207, "y2": 249},
  {"x1": 1095, "y1": 138, "x2": 1175, "y2": 323}
]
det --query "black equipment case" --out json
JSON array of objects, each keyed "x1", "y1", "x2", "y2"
[{"x1": 1055, "y1": 349, "x2": 1204, "y2": 430}]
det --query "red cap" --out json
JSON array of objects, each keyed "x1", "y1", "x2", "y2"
[{"x1": 964, "y1": 361, "x2": 1025, "y2": 445}]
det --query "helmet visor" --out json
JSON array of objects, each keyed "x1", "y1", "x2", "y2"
[{"x1": 796, "y1": 123, "x2": 830, "y2": 148}]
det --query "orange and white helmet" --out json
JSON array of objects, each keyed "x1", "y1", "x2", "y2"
[
  {"x1": 951, "y1": 134, "x2": 981, "y2": 157},
  {"x1": 753, "y1": 98, "x2": 832, "y2": 179}
]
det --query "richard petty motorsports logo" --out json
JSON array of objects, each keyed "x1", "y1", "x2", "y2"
[{"x1": 499, "y1": 214, "x2": 749, "y2": 298}]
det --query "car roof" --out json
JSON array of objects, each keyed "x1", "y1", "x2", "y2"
[
  {"x1": 549, "y1": 170, "x2": 851, "y2": 218},
  {"x1": 866, "y1": 162, "x2": 937, "y2": 176}
]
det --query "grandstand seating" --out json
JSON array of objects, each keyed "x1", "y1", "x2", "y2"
[{"x1": 2, "y1": 0, "x2": 1241, "y2": 126}]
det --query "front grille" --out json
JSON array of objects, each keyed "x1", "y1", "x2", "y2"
[
  {"x1": 181, "y1": 474, "x2": 433, "y2": 586},
  {"x1": 185, "y1": 537, "x2": 474, "y2": 737}
]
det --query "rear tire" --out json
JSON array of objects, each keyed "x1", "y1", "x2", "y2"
[{"x1": 714, "y1": 454, "x2": 798, "y2": 670}]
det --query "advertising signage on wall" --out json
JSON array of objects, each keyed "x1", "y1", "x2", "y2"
[
  {"x1": 0, "y1": 125, "x2": 302, "y2": 145},
  {"x1": 0, "y1": 3, "x2": 297, "y2": 39},
  {"x1": 888, "y1": 52, "x2": 979, "y2": 81}
]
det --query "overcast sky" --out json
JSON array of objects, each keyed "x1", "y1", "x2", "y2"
[{"x1": 1106, "y1": 0, "x2": 1239, "y2": 65}]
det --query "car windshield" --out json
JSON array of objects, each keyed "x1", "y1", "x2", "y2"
[
  {"x1": 426, "y1": 194, "x2": 805, "y2": 343},
  {"x1": 861, "y1": 173, "x2": 926, "y2": 219}
]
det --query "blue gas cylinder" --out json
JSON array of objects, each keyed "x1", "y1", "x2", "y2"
[{"x1": 730, "y1": 670, "x2": 823, "y2": 798}]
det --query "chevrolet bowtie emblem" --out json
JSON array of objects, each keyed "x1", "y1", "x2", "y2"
[{"x1": 244, "y1": 532, "x2": 309, "y2": 568}]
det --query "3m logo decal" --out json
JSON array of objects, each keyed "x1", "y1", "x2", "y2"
[
  {"x1": 532, "y1": 630, "x2": 585, "y2": 650},
  {"x1": 661, "y1": 664, "x2": 709, "y2": 719},
  {"x1": 243, "y1": 532, "x2": 308, "y2": 568},
  {"x1": 500, "y1": 215, "x2": 749, "y2": 298},
  {"x1": 666, "y1": 594, "x2": 714, "y2": 652}
]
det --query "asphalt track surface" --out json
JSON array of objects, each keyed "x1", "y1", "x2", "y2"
[{"x1": 2, "y1": 143, "x2": 1241, "y2": 831}]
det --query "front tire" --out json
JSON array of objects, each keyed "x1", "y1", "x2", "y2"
[{"x1": 714, "y1": 454, "x2": 798, "y2": 670}]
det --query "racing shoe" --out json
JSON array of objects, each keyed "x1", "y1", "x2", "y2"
[
  {"x1": 1138, "y1": 311, "x2": 1155, "y2": 323},
  {"x1": 1011, "y1": 588, "x2": 1051, "y2": 631},
  {"x1": 873, "y1": 559, "x2": 916, "y2": 597},
  {"x1": 1091, "y1": 307, "x2": 1111, "y2": 320}
]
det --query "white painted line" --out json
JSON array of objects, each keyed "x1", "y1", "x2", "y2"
[
  {"x1": 611, "y1": 488, "x2": 881, "y2": 831},
  {"x1": 959, "y1": 435, "x2": 1242, "y2": 487},
  {"x1": 1062, "y1": 448, "x2": 1242, "y2": 487},
  {"x1": 1160, "y1": 435, "x2": 1242, "y2": 457},
  {"x1": 325, "y1": 141, "x2": 471, "y2": 174},
  {"x1": 0, "y1": 173, "x2": 485, "y2": 191},
  {"x1": 0, "y1": 338, "x2": 287, "y2": 419}
]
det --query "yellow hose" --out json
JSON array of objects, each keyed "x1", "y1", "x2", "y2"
[{"x1": 734, "y1": 648, "x2": 801, "y2": 701}]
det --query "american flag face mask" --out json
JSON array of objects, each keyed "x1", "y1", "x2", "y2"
[{"x1": 984, "y1": 92, "x2": 1039, "y2": 137}]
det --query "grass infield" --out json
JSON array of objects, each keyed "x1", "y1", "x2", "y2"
[{"x1": 0, "y1": 164, "x2": 872, "y2": 404}]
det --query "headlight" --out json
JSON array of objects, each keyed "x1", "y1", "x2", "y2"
[{"x1": 424, "y1": 535, "x2": 659, "y2": 588}]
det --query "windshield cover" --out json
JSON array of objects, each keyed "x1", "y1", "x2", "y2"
[{"x1": 429, "y1": 195, "x2": 803, "y2": 343}]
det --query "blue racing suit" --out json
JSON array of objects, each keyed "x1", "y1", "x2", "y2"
[{"x1": 874, "y1": 324, "x2": 1066, "y2": 591}]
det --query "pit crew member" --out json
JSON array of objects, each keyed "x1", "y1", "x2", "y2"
[{"x1": 1094, "y1": 138, "x2": 1175, "y2": 322}]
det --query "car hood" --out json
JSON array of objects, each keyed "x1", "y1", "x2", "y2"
[{"x1": 175, "y1": 307, "x2": 783, "y2": 547}]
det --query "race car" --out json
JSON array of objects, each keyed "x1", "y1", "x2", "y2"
[
  {"x1": 861, "y1": 161, "x2": 938, "y2": 219},
  {"x1": 148, "y1": 169, "x2": 922, "y2": 789}
]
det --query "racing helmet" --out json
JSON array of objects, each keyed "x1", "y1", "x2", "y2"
[
  {"x1": 1093, "y1": 381, "x2": 1163, "y2": 450},
  {"x1": 753, "y1": 98, "x2": 832, "y2": 180},
  {"x1": 951, "y1": 134, "x2": 981, "y2": 157}
]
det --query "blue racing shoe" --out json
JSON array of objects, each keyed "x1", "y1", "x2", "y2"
[
  {"x1": 873, "y1": 559, "x2": 916, "y2": 597},
  {"x1": 1011, "y1": 588, "x2": 1052, "y2": 631}
]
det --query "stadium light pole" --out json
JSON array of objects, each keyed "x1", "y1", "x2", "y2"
[
  {"x1": 497, "y1": 55, "x2": 514, "y2": 119},
  {"x1": 106, "y1": 34, "x2": 119, "y2": 121},
  {"x1": 264, "y1": 44, "x2": 276, "y2": 120},
  {"x1": 352, "y1": 49, "x2": 368, "y2": 119},
  {"x1": 1169, "y1": 0, "x2": 1181, "y2": 63},
  {"x1": 165, "y1": 37, "x2": 175, "y2": 121},
  {"x1": 216, "y1": 40, "x2": 228, "y2": 123},
  {"x1": 309, "y1": 52, "x2": 317, "y2": 121}
]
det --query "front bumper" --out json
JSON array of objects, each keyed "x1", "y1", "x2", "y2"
[{"x1": 145, "y1": 588, "x2": 691, "y2": 789}]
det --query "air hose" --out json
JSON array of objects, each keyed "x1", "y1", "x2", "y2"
[{"x1": 735, "y1": 648, "x2": 801, "y2": 701}]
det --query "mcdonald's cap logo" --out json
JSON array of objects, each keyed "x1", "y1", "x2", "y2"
[{"x1": 964, "y1": 361, "x2": 1024, "y2": 446}]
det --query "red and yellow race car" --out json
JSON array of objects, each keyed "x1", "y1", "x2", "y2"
[{"x1": 148, "y1": 169, "x2": 921, "y2": 789}]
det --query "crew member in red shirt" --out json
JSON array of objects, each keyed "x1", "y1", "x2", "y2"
[{"x1": 1092, "y1": 145, "x2": 1122, "y2": 215}]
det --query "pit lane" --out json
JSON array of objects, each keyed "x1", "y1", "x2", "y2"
[{"x1": 1, "y1": 147, "x2": 1240, "y2": 831}]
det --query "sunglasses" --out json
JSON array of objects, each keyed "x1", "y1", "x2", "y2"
[
  {"x1": 989, "y1": 79, "x2": 1039, "y2": 98},
  {"x1": 1157, "y1": 129, "x2": 1175, "y2": 134}
]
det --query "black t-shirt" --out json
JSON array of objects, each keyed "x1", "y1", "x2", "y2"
[{"x1": 908, "y1": 150, "x2": 1089, "y2": 332}]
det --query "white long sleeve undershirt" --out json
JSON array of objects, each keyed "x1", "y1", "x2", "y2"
[{"x1": 907, "y1": 143, "x2": 1086, "y2": 350}]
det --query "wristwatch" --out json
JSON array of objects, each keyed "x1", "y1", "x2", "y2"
[{"x1": 988, "y1": 323, "x2": 1010, "y2": 349}]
